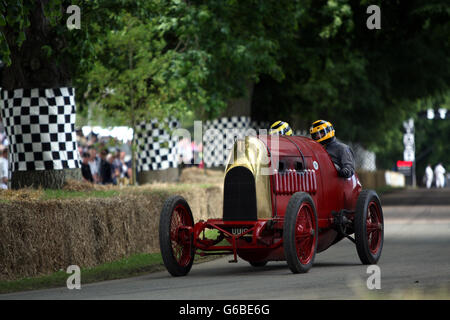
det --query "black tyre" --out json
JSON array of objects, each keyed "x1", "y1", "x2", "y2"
[
  {"x1": 283, "y1": 192, "x2": 318, "y2": 273},
  {"x1": 159, "y1": 195, "x2": 195, "y2": 276},
  {"x1": 354, "y1": 190, "x2": 384, "y2": 264}
]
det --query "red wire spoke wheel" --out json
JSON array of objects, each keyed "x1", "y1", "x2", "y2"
[
  {"x1": 159, "y1": 195, "x2": 195, "y2": 276},
  {"x1": 355, "y1": 190, "x2": 384, "y2": 264},
  {"x1": 284, "y1": 192, "x2": 318, "y2": 273}
]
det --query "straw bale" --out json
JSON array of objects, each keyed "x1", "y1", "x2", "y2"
[{"x1": 0, "y1": 185, "x2": 223, "y2": 281}]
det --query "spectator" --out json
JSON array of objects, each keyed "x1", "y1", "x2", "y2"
[
  {"x1": 88, "y1": 146, "x2": 100, "y2": 183},
  {"x1": 425, "y1": 164, "x2": 433, "y2": 189},
  {"x1": 434, "y1": 163, "x2": 446, "y2": 188},
  {"x1": 99, "y1": 149, "x2": 113, "y2": 185},
  {"x1": 107, "y1": 153, "x2": 118, "y2": 185},
  {"x1": 88, "y1": 132, "x2": 99, "y2": 146},
  {"x1": 81, "y1": 152, "x2": 93, "y2": 183},
  {"x1": 119, "y1": 151, "x2": 129, "y2": 177},
  {"x1": 0, "y1": 147, "x2": 8, "y2": 189},
  {"x1": 112, "y1": 149, "x2": 123, "y2": 178},
  {"x1": 126, "y1": 156, "x2": 134, "y2": 184}
]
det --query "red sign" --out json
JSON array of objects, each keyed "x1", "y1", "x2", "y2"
[{"x1": 397, "y1": 160, "x2": 413, "y2": 168}]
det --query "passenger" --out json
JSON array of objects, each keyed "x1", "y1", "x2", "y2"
[
  {"x1": 269, "y1": 120, "x2": 293, "y2": 136},
  {"x1": 310, "y1": 120, "x2": 356, "y2": 179}
]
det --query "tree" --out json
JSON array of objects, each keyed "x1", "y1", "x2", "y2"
[
  {"x1": 250, "y1": 0, "x2": 450, "y2": 168},
  {"x1": 86, "y1": 13, "x2": 210, "y2": 184},
  {"x1": 2, "y1": 0, "x2": 448, "y2": 187},
  {"x1": 0, "y1": 0, "x2": 187, "y2": 188},
  {"x1": 1, "y1": 0, "x2": 83, "y2": 188},
  {"x1": 185, "y1": 0, "x2": 298, "y2": 119}
]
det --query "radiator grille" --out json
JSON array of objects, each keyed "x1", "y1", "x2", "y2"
[
  {"x1": 273, "y1": 169, "x2": 317, "y2": 194},
  {"x1": 223, "y1": 167, "x2": 257, "y2": 221}
]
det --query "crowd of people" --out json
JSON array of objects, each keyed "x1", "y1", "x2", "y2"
[
  {"x1": 177, "y1": 137, "x2": 204, "y2": 168},
  {"x1": 0, "y1": 124, "x2": 207, "y2": 189},
  {"x1": 76, "y1": 130, "x2": 133, "y2": 186}
]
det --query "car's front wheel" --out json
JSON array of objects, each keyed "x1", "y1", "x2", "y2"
[
  {"x1": 283, "y1": 192, "x2": 318, "y2": 273},
  {"x1": 159, "y1": 195, "x2": 195, "y2": 276}
]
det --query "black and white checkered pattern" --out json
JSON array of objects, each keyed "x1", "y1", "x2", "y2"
[
  {"x1": 0, "y1": 87, "x2": 81, "y2": 171},
  {"x1": 252, "y1": 120, "x2": 308, "y2": 136},
  {"x1": 202, "y1": 118, "x2": 309, "y2": 167},
  {"x1": 203, "y1": 116, "x2": 255, "y2": 168},
  {"x1": 135, "y1": 118, "x2": 179, "y2": 172},
  {"x1": 250, "y1": 120, "x2": 270, "y2": 134}
]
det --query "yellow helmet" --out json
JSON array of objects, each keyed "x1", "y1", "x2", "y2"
[
  {"x1": 310, "y1": 120, "x2": 335, "y2": 144},
  {"x1": 269, "y1": 120, "x2": 293, "y2": 136}
]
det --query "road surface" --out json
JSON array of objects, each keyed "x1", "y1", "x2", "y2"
[{"x1": 1, "y1": 188, "x2": 449, "y2": 300}]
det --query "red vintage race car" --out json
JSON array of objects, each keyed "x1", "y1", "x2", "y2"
[{"x1": 159, "y1": 135, "x2": 384, "y2": 276}]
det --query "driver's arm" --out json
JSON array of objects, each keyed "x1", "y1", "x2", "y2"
[{"x1": 338, "y1": 146, "x2": 355, "y2": 178}]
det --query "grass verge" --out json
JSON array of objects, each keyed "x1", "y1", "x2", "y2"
[
  {"x1": 42, "y1": 189, "x2": 120, "y2": 200},
  {"x1": 0, "y1": 252, "x2": 223, "y2": 295},
  {"x1": 375, "y1": 185, "x2": 405, "y2": 195}
]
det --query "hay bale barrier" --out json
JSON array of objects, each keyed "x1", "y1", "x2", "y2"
[{"x1": 0, "y1": 169, "x2": 223, "y2": 281}]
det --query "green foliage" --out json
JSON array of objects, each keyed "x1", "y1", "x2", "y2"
[
  {"x1": 414, "y1": 94, "x2": 450, "y2": 179},
  {"x1": 251, "y1": 0, "x2": 450, "y2": 170},
  {"x1": 1, "y1": 0, "x2": 449, "y2": 171}
]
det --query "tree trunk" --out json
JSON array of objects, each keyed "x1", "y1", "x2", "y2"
[
  {"x1": 134, "y1": 119, "x2": 180, "y2": 184},
  {"x1": 137, "y1": 168, "x2": 179, "y2": 184},
  {"x1": 128, "y1": 45, "x2": 137, "y2": 186},
  {"x1": 10, "y1": 168, "x2": 82, "y2": 189},
  {"x1": 0, "y1": 2, "x2": 81, "y2": 189},
  {"x1": 131, "y1": 123, "x2": 137, "y2": 186}
]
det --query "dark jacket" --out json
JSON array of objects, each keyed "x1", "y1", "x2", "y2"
[
  {"x1": 323, "y1": 137, "x2": 356, "y2": 178},
  {"x1": 81, "y1": 163, "x2": 93, "y2": 183},
  {"x1": 99, "y1": 159, "x2": 113, "y2": 184}
]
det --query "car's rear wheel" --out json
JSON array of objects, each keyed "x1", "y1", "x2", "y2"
[
  {"x1": 354, "y1": 190, "x2": 384, "y2": 264},
  {"x1": 284, "y1": 192, "x2": 318, "y2": 273},
  {"x1": 159, "y1": 195, "x2": 195, "y2": 276}
]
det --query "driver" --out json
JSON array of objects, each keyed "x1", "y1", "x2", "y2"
[
  {"x1": 310, "y1": 120, "x2": 355, "y2": 178},
  {"x1": 269, "y1": 120, "x2": 293, "y2": 136}
]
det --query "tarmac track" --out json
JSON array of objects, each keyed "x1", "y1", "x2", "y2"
[{"x1": 1, "y1": 188, "x2": 449, "y2": 300}]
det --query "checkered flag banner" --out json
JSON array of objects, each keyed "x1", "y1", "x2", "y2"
[
  {"x1": 250, "y1": 120, "x2": 270, "y2": 132},
  {"x1": 0, "y1": 87, "x2": 81, "y2": 171},
  {"x1": 204, "y1": 117, "x2": 276, "y2": 168},
  {"x1": 203, "y1": 118, "x2": 311, "y2": 167},
  {"x1": 135, "y1": 118, "x2": 179, "y2": 172}
]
